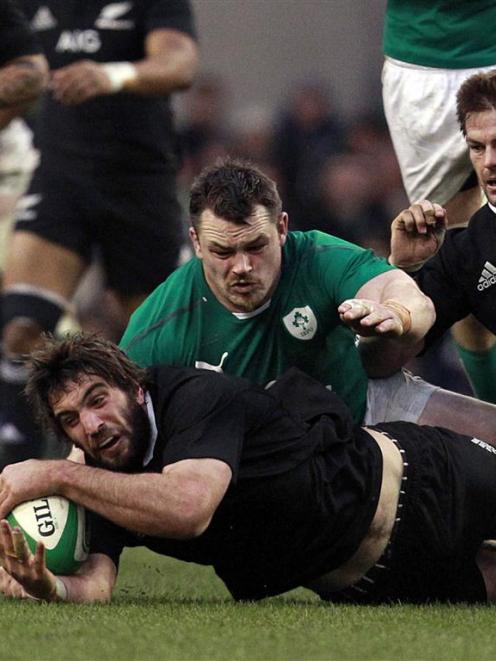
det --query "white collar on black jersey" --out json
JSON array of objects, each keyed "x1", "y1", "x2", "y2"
[
  {"x1": 142, "y1": 391, "x2": 158, "y2": 467},
  {"x1": 488, "y1": 202, "x2": 496, "y2": 215},
  {"x1": 232, "y1": 298, "x2": 272, "y2": 319}
]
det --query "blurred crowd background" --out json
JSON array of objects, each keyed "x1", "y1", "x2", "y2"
[{"x1": 0, "y1": 0, "x2": 472, "y2": 396}]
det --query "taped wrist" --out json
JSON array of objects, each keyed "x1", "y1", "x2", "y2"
[
  {"x1": 383, "y1": 300, "x2": 412, "y2": 335},
  {"x1": 101, "y1": 62, "x2": 137, "y2": 92},
  {"x1": 54, "y1": 577, "x2": 68, "y2": 601}
]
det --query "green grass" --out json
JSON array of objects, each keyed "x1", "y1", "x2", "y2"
[{"x1": 1, "y1": 548, "x2": 493, "y2": 661}]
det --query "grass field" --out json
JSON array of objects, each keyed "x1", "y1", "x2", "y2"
[{"x1": 1, "y1": 547, "x2": 494, "y2": 661}]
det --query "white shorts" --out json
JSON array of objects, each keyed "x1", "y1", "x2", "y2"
[
  {"x1": 364, "y1": 369, "x2": 438, "y2": 425},
  {"x1": 382, "y1": 57, "x2": 496, "y2": 204}
]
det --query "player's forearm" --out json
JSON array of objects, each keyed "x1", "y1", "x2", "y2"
[
  {"x1": 0, "y1": 55, "x2": 48, "y2": 107},
  {"x1": 54, "y1": 461, "x2": 197, "y2": 538},
  {"x1": 378, "y1": 275, "x2": 435, "y2": 344},
  {"x1": 54, "y1": 554, "x2": 115, "y2": 603},
  {"x1": 121, "y1": 30, "x2": 198, "y2": 96}
]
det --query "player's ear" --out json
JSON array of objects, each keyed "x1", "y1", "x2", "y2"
[
  {"x1": 278, "y1": 212, "x2": 289, "y2": 246},
  {"x1": 189, "y1": 226, "x2": 202, "y2": 257},
  {"x1": 136, "y1": 386, "x2": 145, "y2": 405}
]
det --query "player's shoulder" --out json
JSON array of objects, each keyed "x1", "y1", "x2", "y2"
[
  {"x1": 288, "y1": 230, "x2": 364, "y2": 260},
  {"x1": 120, "y1": 258, "x2": 203, "y2": 351},
  {"x1": 447, "y1": 204, "x2": 496, "y2": 249}
]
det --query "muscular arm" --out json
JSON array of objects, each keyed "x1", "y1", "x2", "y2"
[
  {"x1": 50, "y1": 28, "x2": 198, "y2": 105},
  {"x1": 0, "y1": 457, "x2": 232, "y2": 539},
  {"x1": 339, "y1": 269, "x2": 435, "y2": 377},
  {"x1": 124, "y1": 28, "x2": 199, "y2": 94}
]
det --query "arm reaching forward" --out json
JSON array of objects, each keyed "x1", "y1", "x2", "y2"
[{"x1": 338, "y1": 268, "x2": 436, "y2": 377}]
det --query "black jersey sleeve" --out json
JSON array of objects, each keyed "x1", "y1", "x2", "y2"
[
  {"x1": 0, "y1": 0, "x2": 42, "y2": 65},
  {"x1": 415, "y1": 228, "x2": 471, "y2": 347},
  {"x1": 145, "y1": 0, "x2": 197, "y2": 39},
  {"x1": 153, "y1": 369, "x2": 247, "y2": 482},
  {"x1": 87, "y1": 511, "x2": 126, "y2": 569}
]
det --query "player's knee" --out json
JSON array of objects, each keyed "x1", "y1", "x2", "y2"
[{"x1": 2, "y1": 289, "x2": 66, "y2": 356}]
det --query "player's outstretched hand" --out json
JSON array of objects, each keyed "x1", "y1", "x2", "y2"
[
  {"x1": 389, "y1": 200, "x2": 447, "y2": 271},
  {"x1": 338, "y1": 298, "x2": 411, "y2": 338},
  {"x1": 0, "y1": 520, "x2": 58, "y2": 601}
]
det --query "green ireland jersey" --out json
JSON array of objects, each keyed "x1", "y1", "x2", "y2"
[
  {"x1": 120, "y1": 231, "x2": 396, "y2": 423},
  {"x1": 384, "y1": 0, "x2": 496, "y2": 69}
]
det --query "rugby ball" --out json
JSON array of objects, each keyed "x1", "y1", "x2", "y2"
[{"x1": 7, "y1": 496, "x2": 89, "y2": 575}]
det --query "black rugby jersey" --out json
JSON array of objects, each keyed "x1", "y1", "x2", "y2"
[
  {"x1": 1, "y1": 0, "x2": 41, "y2": 65},
  {"x1": 88, "y1": 366, "x2": 383, "y2": 601},
  {"x1": 19, "y1": 0, "x2": 196, "y2": 167},
  {"x1": 416, "y1": 204, "x2": 496, "y2": 348}
]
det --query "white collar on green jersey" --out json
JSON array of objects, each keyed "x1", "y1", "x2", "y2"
[{"x1": 232, "y1": 298, "x2": 272, "y2": 320}]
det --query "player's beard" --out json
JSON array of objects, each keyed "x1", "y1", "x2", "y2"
[{"x1": 112, "y1": 400, "x2": 151, "y2": 473}]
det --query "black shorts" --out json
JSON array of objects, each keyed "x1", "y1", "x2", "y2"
[
  {"x1": 14, "y1": 156, "x2": 184, "y2": 296},
  {"x1": 327, "y1": 422, "x2": 496, "y2": 604}
]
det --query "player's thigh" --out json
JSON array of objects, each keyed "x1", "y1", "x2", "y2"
[
  {"x1": 419, "y1": 386, "x2": 496, "y2": 444},
  {"x1": 3, "y1": 231, "x2": 85, "y2": 299},
  {"x1": 364, "y1": 369, "x2": 436, "y2": 425},
  {"x1": 382, "y1": 60, "x2": 479, "y2": 204},
  {"x1": 5, "y1": 161, "x2": 93, "y2": 297}
]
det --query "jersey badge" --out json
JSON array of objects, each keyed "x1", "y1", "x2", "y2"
[
  {"x1": 282, "y1": 306, "x2": 317, "y2": 340},
  {"x1": 477, "y1": 261, "x2": 496, "y2": 291},
  {"x1": 31, "y1": 7, "x2": 57, "y2": 31},
  {"x1": 195, "y1": 352, "x2": 229, "y2": 373},
  {"x1": 95, "y1": 3, "x2": 134, "y2": 30}
]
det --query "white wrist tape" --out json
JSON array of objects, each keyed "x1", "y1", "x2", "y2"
[
  {"x1": 55, "y1": 577, "x2": 68, "y2": 601},
  {"x1": 101, "y1": 62, "x2": 137, "y2": 92}
]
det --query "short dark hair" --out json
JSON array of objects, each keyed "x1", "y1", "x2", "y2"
[
  {"x1": 457, "y1": 70, "x2": 496, "y2": 135},
  {"x1": 25, "y1": 333, "x2": 148, "y2": 438},
  {"x1": 189, "y1": 157, "x2": 282, "y2": 231}
]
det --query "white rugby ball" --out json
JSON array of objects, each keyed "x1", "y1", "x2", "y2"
[{"x1": 7, "y1": 496, "x2": 89, "y2": 575}]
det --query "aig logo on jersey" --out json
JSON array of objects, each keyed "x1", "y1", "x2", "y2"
[{"x1": 283, "y1": 306, "x2": 317, "y2": 340}]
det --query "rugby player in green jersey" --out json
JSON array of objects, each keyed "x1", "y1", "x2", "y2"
[{"x1": 120, "y1": 159, "x2": 496, "y2": 443}]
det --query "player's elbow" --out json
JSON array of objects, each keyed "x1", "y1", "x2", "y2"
[{"x1": 159, "y1": 482, "x2": 218, "y2": 539}]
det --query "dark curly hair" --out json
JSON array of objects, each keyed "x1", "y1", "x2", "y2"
[{"x1": 25, "y1": 333, "x2": 148, "y2": 438}]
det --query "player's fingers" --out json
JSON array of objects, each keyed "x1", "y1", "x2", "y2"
[
  {"x1": 32, "y1": 542, "x2": 46, "y2": 574},
  {"x1": 11, "y1": 528, "x2": 30, "y2": 564},
  {"x1": 0, "y1": 520, "x2": 16, "y2": 561},
  {"x1": 338, "y1": 299, "x2": 374, "y2": 319},
  {"x1": 391, "y1": 208, "x2": 415, "y2": 231}
]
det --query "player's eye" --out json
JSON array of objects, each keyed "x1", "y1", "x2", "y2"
[
  {"x1": 91, "y1": 394, "x2": 106, "y2": 407},
  {"x1": 60, "y1": 414, "x2": 78, "y2": 428},
  {"x1": 248, "y1": 244, "x2": 265, "y2": 253}
]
